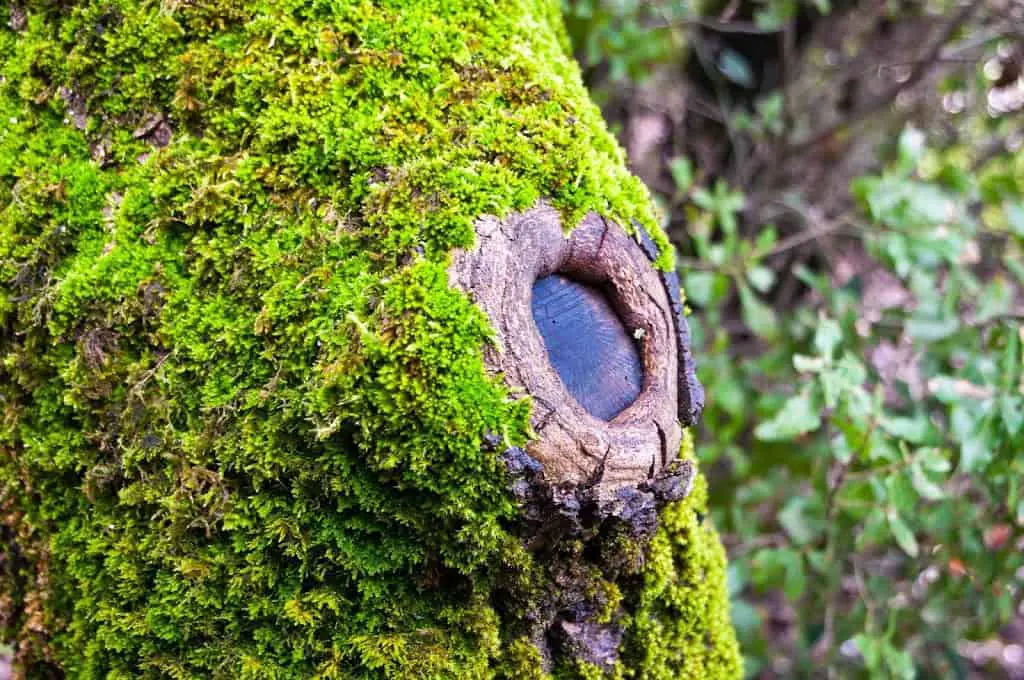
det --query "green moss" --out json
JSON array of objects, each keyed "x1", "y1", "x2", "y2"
[
  {"x1": 499, "y1": 638, "x2": 550, "y2": 680},
  {"x1": 619, "y1": 437, "x2": 743, "y2": 679},
  {"x1": 0, "y1": 0, "x2": 736, "y2": 677}
]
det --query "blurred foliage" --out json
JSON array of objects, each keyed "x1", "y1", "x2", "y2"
[
  {"x1": 560, "y1": 0, "x2": 686, "y2": 83},
  {"x1": 567, "y1": 0, "x2": 1024, "y2": 677}
]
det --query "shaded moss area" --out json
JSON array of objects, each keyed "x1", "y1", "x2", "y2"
[
  {"x1": 621, "y1": 443, "x2": 741, "y2": 679},
  {"x1": 0, "y1": 0, "x2": 738, "y2": 677}
]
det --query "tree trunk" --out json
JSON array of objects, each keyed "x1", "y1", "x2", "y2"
[{"x1": 0, "y1": 1, "x2": 740, "y2": 677}]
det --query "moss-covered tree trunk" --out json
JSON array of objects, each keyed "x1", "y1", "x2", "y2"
[{"x1": 0, "y1": 1, "x2": 740, "y2": 677}]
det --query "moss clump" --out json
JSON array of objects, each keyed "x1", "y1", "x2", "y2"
[
  {"x1": 0, "y1": 0, "x2": 738, "y2": 677},
  {"x1": 620, "y1": 438, "x2": 743, "y2": 679}
]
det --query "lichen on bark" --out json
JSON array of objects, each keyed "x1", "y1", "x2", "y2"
[{"x1": 0, "y1": 0, "x2": 740, "y2": 677}]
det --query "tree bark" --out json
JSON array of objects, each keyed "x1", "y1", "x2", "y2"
[{"x1": 0, "y1": 1, "x2": 740, "y2": 677}]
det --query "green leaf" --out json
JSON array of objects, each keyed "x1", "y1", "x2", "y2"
[
  {"x1": 886, "y1": 473, "x2": 918, "y2": 513},
  {"x1": 1001, "y1": 396, "x2": 1024, "y2": 437},
  {"x1": 716, "y1": 47, "x2": 754, "y2": 88},
  {"x1": 888, "y1": 510, "x2": 919, "y2": 558},
  {"x1": 714, "y1": 376, "x2": 746, "y2": 417},
  {"x1": 683, "y1": 271, "x2": 716, "y2": 307},
  {"x1": 691, "y1": 187, "x2": 714, "y2": 211},
  {"x1": 959, "y1": 416, "x2": 995, "y2": 473},
  {"x1": 754, "y1": 226, "x2": 778, "y2": 251},
  {"x1": 869, "y1": 477, "x2": 887, "y2": 502},
  {"x1": 1006, "y1": 254, "x2": 1024, "y2": 285},
  {"x1": 882, "y1": 642, "x2": 916, "y2": 680},
  {"x1": 960, "y1": 434, "x2": 993, "y2": 473},
  {"x1": 752, "y1": 548, "x2": 807, "y2": 601},
  {"x1": 755, "y1": 93, "x2": 785, "y2": 135},
  {"x1": 916, "y1": 447, "x2": 952, "y2": 474},
  {"x1": 836, "y1": 354, "x2": 868, "y2": 388},
  {"x1": 813, "y1": 317, "x2": 842, "y2": 359},
  {"x1": 880, "y1": 415, "x2": 931, "y2": 444},
  {"x1": 726, "y1": 563, "x2": 747, "y2": 597},
  {"x1": 910, "y1": 461, "x2": 945, "y2": 501},
  {"x1": 854, "y1": 633, "x2": 883, "y2": 671},
  {"x1": 906, "y1": 316, "x2": 959, "y2": 341},
  {"x1": 859, "y1": 509, "x2": 890, "y2": 549},
  {"x1": 976, "y1": 277, "x2": 1012, "y2": 323},
  {"x1": 1006, "y1": 201, "x2": 1024, "y2": 237},
  {"x1": 866, "y1": 429, "x2": 900, "y2": 462},
  {"x1": 806, "y1": 550, "x2": 828, "y2": 574},
  {"x1": 830, "y1": 432, "x2": 854, "y2": 463},
  {"x1": 669, "y1": 157, "x2": 693, "y2": 194},
  {"x1": 729, "y1": 599, "x2": 762, "y2": 637},
  {"x1": 754, "y1": 391, "x2": 822, "y2": 441},
  {"x1": 820, "y1": 354, "x2": 867, "y2": 409},
  {"x1": 898, "y1": 126, "x2": 926, "y2": 170},
  {"x1": 753, "y1": 0, "x2": 796, "y2": 28},
  {"x1": 782, "y1": 553, "x2": 807, "y2": 601},
  {"x1": 778, "y1": 497, "x2": 823, "y2": 546},
  {"x1": 710, "y1": 181, "x2": 746, "y2": 235},
  {"x1": 1003, "y1": 325, "x2": 1021, "y2": 391},
  {"x1": 843, "y1": 384, "x2": 875, "y2": 426},
  {"x1": 707, "y1": 243, "x2": 729, "y2": 265},
  {"x1": 746, "y1": 265, "x2": 776, "y2": 294},
  {"x1": 749, "y1": 548, "x2": 802, "y2": 602},
  {"x1": 738, "y1": 283, "x2": 779, "y2": 341},
  {"x1": 793, "y1": 354, "x2": 825, "y2": 373}
]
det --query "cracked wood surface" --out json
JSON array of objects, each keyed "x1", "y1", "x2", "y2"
[
  {"x1": 531, "y1": 274, "x2": 644, "y2": 421},
  {"x1": 450, "y1": 204, "x2": 685, "y2": 499}
]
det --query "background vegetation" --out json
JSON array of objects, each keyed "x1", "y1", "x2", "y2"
[{"x1": 563, "y1": 0, "x2": 1024, "y2": 677}]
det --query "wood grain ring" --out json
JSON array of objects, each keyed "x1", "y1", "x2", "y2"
[{"x1": 450, "y1": 204, "x2": 682, "y2": 499}]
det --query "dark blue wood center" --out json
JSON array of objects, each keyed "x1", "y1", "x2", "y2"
[{"x1": 531, "y1": 274, "x2": 643, "y2": 421}]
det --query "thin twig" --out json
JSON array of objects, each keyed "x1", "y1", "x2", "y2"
[
  {"x1": 756, "y1": 198, "x2": 861, "y2": 257},
  {"x1": 760, "y1": 213, "x2": 852, "y2": 259},
  {"x1": 773, "y1": 17, "x2": 797, "y2": 166},
  {"x1": 966, "y1": 311, "x2": 1024, "y2": 329},
  {"x1": 676, "y1": 204, "x2": 856, "y2": 274},
  {"x1": 681, "y1": 16, "x2": 782, "y2": 35},
  {"x1": 973, "y1": 125, "x2": 1023, "y2": 170},
  {"x1": 689, "y1": 33, "x2": 750, "y2": 186},
  {"x1": 647, "y1": 6, "x2": 783, "y2": 35},
  {"x1": 786, "y1": 2, "x2": 979, "y2": 155},
  {"x1": 784, "y1": 23, "x2": 1009, "y2": 108}
]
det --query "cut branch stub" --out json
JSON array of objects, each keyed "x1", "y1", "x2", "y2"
[
  {"x1": 530, "y1": 274, "x2": 643, "y2": 421},
  {"x1": 452, "y1": 204, "x2": 701, "y2": 499}
]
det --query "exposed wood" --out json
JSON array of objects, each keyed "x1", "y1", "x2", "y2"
[
  {"x1": 450, "y1": 204, "x2": 684, "y2": 499},
  {"x1": 632, "y1": 220, "x2": 705, "y2": 427},
  {"x1": 531, "y1": 274, "x2": 644, "y2": 422}
]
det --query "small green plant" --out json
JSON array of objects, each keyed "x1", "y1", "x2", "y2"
[
  {"x1": 561, "y1": 0, "x2": 683, "y2": 84},
  {"x1": 567, "y1": 0, "x2": 1023, "y2": 674},
  {"x1": 685, "y1": 133, "x2": 1024, "y2": 677}
]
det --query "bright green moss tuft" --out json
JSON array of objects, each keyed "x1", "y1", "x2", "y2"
[
  {"x1": 499, "y1": 638, "x2": 550, "y2": 680},
  {"x1": 620, "y1": 437, "x2": 743, "y2": 679},
  {"x1": 1, "y1": 1, "x2": 736, "y2": 677}
]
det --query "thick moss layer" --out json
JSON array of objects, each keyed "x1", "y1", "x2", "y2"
[{"x1": 0, "y1": 1, "x2": 739, "y2": 677}]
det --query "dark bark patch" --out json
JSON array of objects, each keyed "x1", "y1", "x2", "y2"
[
  {"x1": 496, "y1": 445, "x2": 696, "y2": 670},
  {"x1": 132, "y1": 113, "x2": 173, "y2": 148},
  {"x1": 552, "y1": 620, "x2": 624, "y2": 670},
  {"x1": 8, "y1": 5, "x2": 26, "y2": 31},
  {"x1": 633, "y1": 220, "x2": 705, "y2": 426},
  {"x1": 58, "y1": 86, "x2": 87, "y2": 131}
]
